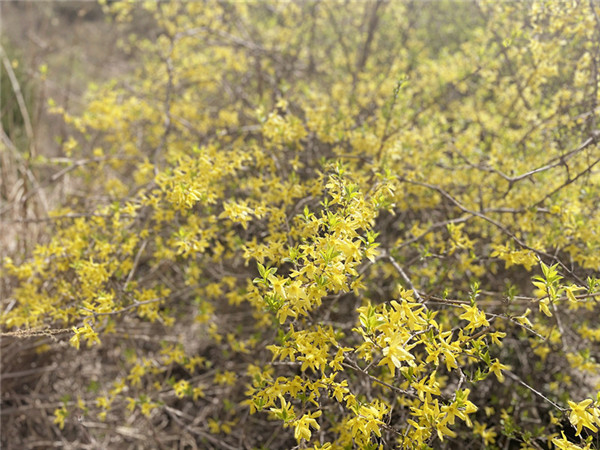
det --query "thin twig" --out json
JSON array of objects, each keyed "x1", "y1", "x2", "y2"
[
  {"x1": 386, "y1": 253, "x2": 424, "y2": 302},
  {"x1": 124, "y1": 240, "x2": 148, "y2": 291},
  {"x1": 504, "y1": 371, "x2": 565, "y2": 412}
]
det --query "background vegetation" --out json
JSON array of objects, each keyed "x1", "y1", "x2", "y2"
[{"x1": 2, "y1": 1, "x2": 600, "y2": 449}]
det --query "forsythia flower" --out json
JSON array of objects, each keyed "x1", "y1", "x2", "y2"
[
  {"x1": 473, "y1": 421, "x2": 497, "y2": 446},
  {"x1": 174, "y1": 379, "x2": 190, "y2": 398},
  {"x1": 53, "y1": 407, "x2": 68, "y2": 430},
  {"x1": 489, "y1": 359, "x2": 511, "y2": 383},
  {"x1": 567, "y1": 399, "x2": 599, "y2": 436},
  {"x1": 293, "y1": 411, "x2": 322, "y2": 442},
  {"x1": 552, "y1": 431, "x2": 592, "y2": 449},
  {"x1": 459, "y1": 304, "x2": 490, "y2": 332}
]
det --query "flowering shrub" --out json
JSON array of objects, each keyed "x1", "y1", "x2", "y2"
[{"x1": 3, "y1": 1, "x2": 600, "y2": 448}]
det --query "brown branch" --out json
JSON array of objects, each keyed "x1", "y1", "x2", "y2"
[
  {"x1": 504, "y1": 371, "x2": 566, "y2": 412},
  {"x1": 356, "y1": 0, "x2": 385, "y2": 72},
  {"x1": 341, "y1": 361, "x2": 416, "y2": 398},
  {"x1": 397, "y1": 177, "x2": 587, "y2": 285},
  {"x1": 530, "y1": 152, "x2": 600, "y2": 209},
  {"x1": 385, "y1": 252, "x2": 424, "y2": 302}
]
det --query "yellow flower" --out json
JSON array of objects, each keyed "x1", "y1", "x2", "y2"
[
  {"x1": 567, "y1": 399, "x2": 599, "y2": 436},
  {"x1": 293, "y1": 411, "x2": 322, "y2": 442},
  {"x1": 459, "y1": 304, "x2": 490, "y2": 332},
  {"x1": 473, "y1": 421, "x2": 497, "y2": 446},
  {"x1": 489, "y1": 359, "x2": 511, "y2": 383},
  {"x1": 53, "y1": 407, "x2": 68, "y2": 429},
  {"x1": 552, "y1": 431, "x2": 591, "y2": 449},
  {"x1": 379, "y1": 334, "x2": 417, "y2": 376},
  {"x1": 173, "y1": 379, "x2": 190, "y2": 398}
]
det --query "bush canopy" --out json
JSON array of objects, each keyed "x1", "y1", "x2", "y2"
[{"x1": 3, "y1": 1, "x2": 600, "y2": 449}]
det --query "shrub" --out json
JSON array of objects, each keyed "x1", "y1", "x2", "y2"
[{"x1": 3, "y1": 1, "x2": 600, "y2": 448}]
